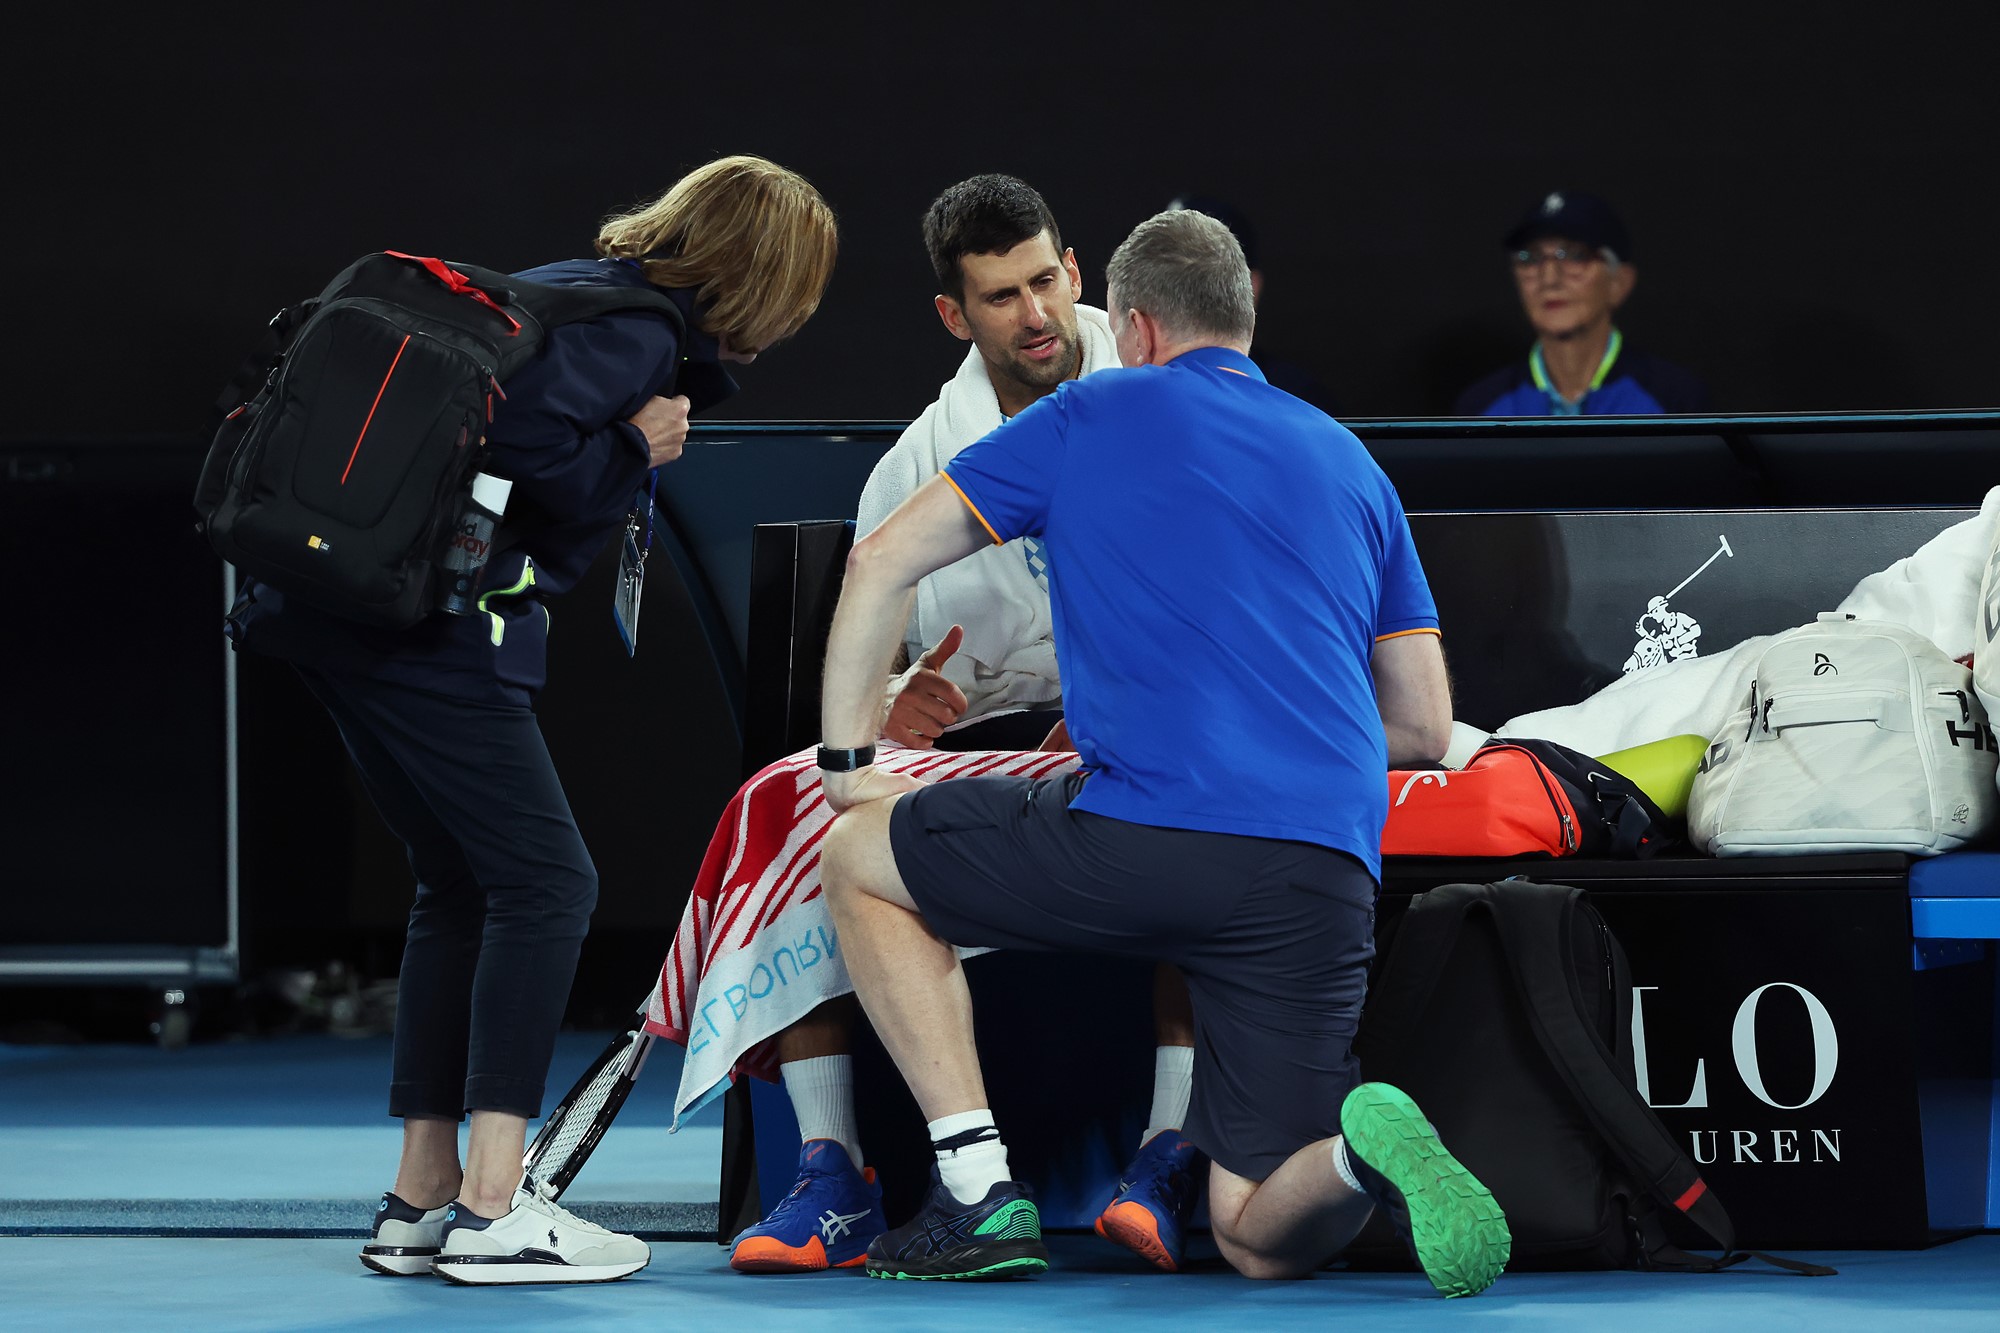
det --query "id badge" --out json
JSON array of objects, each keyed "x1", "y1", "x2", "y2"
[{"x1": 613, "y1": 513, "x2": 645, "y2": 657}]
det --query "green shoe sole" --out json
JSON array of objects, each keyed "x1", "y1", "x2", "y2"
[
  {"x1": 865, "y1": 1240, "x2": 1050, "y2": 1281},
  {"x1": 1341, "y1": 1082, "x2": 1512, "y2": 1298},
  {"x1": 866, "y1": 1255, "x2": 1049, "y2": 1281}
]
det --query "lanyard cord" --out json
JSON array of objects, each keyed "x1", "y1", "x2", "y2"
[{"x1": 1530, "y1": 327, "x2": 1624, "y2": 404}]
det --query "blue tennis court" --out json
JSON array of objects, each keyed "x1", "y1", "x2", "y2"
[{"x1": 5, "y1": 1031, "x2": 1996, "y2": 1331}]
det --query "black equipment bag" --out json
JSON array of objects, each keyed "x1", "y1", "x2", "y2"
[
  {"x1": 195, "y1": 251, "x2": 686, "y2": 628},
  {"x1": 1489, "y1": 736, "x2": 1679, "y2": 858},
  {"x1": 1350, "y1": 880, "x2": 1833, "y2": 1275}
]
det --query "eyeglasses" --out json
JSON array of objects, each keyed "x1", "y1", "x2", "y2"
[{"x1": 1510, "y1": 245, "x2": 1604, "y2": 278}]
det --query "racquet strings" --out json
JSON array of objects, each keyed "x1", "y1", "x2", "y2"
[{"x1": 525, "y1": 1027, "x2": 645, "y2": 1194}]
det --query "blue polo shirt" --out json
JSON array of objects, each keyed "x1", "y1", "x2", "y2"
[
  {"x1": 942, "y1": 346, "x2": 1438, "y2": 877},
  {"x1": 1456, "y1": 331, "x2": 1710, "y2": 416}
]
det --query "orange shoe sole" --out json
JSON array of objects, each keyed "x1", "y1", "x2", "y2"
[
  {"x1": 729, "y1": 1235, "x2": 866, "y2": 1273},
  {"x1": 1095, "y1": 1200, "x2": 1178, "y2": 1273}
]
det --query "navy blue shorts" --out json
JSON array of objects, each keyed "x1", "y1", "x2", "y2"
[{"x1": 888, "y1": 770, "x2": 1377, "y2": 1181}]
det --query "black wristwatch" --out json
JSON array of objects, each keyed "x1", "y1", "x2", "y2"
[{"x1": 816, "y1": 744, "x2": 876, "y2": 772}]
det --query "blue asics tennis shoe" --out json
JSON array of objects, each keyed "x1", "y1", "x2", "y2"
[
  {"x1": 1340, "y1": 1082, "x2": 1511, "y2": 1298},
  {"x1": 1094, "y1": 1131, "x2": 1203, "y2": 1272},
  {"x1": 730, "y1": 1139, "x2": 885, "y2": 1272},
  {"x1": 865, "y1": 1169, "x2": 1049, "y2": 1280}
]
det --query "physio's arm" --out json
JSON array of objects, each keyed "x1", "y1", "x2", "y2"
[
  {"x1": 821, "y1": 475, "x2": 993, "y2": 808},
  {"x1": 1372, "y1": 631, "x2": 1453, "y2": 768}
]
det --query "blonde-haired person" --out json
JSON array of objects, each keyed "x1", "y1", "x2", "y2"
[
  {"x1": 226, "y1": 155, "x2": 835, "y2": 1286},
  {"x1": 597, "y1": 153, "x2": 837, "y2": 361}
]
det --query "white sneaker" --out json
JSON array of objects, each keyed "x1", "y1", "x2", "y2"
[
  {"x1": 360, "y1": 1191, "x2": 450, "y2": 1276},
  {"x1": 432, "y1": 1180, "x2": 651, "y2": 1285}
]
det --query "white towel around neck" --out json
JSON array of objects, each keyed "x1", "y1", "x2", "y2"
[{"x1": 855, "y1": 304, "x2": 1120, "y2": 723}]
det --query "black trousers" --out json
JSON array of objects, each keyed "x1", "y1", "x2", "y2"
[{"x1": 297, "y1": 666, "x2": 597, "y2": 1120}]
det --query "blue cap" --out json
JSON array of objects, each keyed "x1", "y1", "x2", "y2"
[{"x1": 1503, "y1": 190, "x2": 1634, "y2": 262}]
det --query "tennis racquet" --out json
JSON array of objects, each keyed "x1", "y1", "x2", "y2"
[{"x1": 522, "y1": 1010, "x2": 657, "y2": 1199}]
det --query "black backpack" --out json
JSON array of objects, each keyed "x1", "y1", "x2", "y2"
[
  {"x1": 195, "y1": 251, "x2": 685, "y2": 628},
  {"x1": 1350, "y1": 880, "x2": 1832, "y2": 1276}
]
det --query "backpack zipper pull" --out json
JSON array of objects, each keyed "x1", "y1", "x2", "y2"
[{"x1": 1560, "y1": 810, "x2": 1577, "y2": 851}]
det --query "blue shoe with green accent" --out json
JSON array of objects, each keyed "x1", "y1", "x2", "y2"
[
  {"x1": 863, "y1": 1170, "x2": 1049, "y2": 1280},
  {"x1": 1340, "y1": 1082, "x2": 1511, "y2": 1298}
]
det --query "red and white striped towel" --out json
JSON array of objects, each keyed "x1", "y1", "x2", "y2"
[{"x1": 643, "y1": 743, "x2": 1079, "y2": 1125}]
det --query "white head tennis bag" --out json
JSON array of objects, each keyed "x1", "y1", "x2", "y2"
[{"x1": 1688, "y1": 614, "x2": 1998, "y2": 856}]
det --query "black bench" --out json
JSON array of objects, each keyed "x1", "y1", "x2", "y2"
[{"x1": 718, "y1": 497, "x2": 1997, "y2": 1250}]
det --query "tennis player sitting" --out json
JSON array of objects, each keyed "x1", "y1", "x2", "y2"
[
  {"x1": 705, "y1": 176, "x2": 1207, "y2": 1275},
  {"x1": 814, "y1": 208, "x2": 1512, "y2": 1290}
]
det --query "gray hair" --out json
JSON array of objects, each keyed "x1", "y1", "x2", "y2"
[{"x1": 1104, "y1": 209, "x2": 1256, "y2": 346}]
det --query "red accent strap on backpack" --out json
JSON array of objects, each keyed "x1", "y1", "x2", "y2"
[{"x1": 383, "y1": 251, "x2": 522, "y2": 335}]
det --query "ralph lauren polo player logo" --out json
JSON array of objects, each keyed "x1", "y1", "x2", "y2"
[{"x1": 1623, "y1": 535, "x2": 1733, "y2": 675}]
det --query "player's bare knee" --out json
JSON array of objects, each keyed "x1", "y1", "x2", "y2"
[
  {"x1": 819, "y1": 810, "x2": 868, "y2": 900},
  {"x1": 1213, "y1": 1228, "x2": 1307, "y2": 1281}
]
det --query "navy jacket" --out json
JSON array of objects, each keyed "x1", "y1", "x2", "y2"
[{"x1": 228, "y1": 258, "x2": 737, "y2": 703}]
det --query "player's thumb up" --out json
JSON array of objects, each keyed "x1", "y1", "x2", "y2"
[{"x1": 920, "y1": 624, "x2": 964, "y2": 671}]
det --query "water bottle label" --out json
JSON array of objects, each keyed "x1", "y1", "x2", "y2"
[{"x1": 445, "y1": 516, "x2": 494, "y2": 571}]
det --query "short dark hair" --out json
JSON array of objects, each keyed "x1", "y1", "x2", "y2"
[{"x1": 922, "y1": 174, "x2": 1062, "y2": 303}]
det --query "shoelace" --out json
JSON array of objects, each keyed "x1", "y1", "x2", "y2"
[
  {"x1": 525, "y1": 1182, "x2": 609, "y2": 1235},
  {"x1": 765, "y1": 1168, "x2": 839, "y2": 1220},
  {"x1": 1128, "y1": 1146, "x2": 1193, "y2": 1200}
]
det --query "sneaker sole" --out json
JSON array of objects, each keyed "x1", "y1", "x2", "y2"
[
  {"x1": 865, "y1": 1240, "x2": 1050, "y2": 1281},
  {"x1": 1340, "y1": 1082, "x2": 1510, "y2": 1298},
  {"x1": 432, "y1": 1255, "x2": 650, "y2": 1285},
  {"x1": 730, "y1": 1235, "x2": 868, "y2": 1273},
  {"x1": 1095, "y1": 1202, "x2": 1179, "y2": 1273},
  {"x1": 359, "y1": 1246, "x2": 438, "y2": 1277}
]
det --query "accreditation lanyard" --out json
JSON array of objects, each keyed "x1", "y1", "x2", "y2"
[
  {"x1": 613, "y1": 468, "x2": 658, "y2": 657},
  {"x1": 1530, "y1": 327, "x2": 1623, "y2": 416}
]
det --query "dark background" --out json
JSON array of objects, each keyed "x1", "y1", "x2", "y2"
[
  {"x1": 7, "y1": 2, "x2": 1998, "y2": 434},
  {"x1": 7, "y1": 3, "x2": 1999, "y2": 1035}
]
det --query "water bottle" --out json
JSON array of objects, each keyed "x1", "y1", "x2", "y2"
[{"x1": 440, "y1": 472, "x2": 514, "y2": 616}]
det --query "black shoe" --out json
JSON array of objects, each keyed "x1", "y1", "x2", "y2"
[{"x1": 863, "y1": 1170, "x2": 1049, "y2": 1281}]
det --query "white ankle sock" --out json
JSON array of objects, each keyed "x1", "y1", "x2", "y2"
[
  {"x1": 928, "y1": 1109, "x2": 1010, "y2": 1205},
  {"x1": 1142, "y1": 1045, "x2": 1195, "y2": 1146},
  {"x1": 782, "y1": 1055, "x2": 863, "y2": 1169},
  {"x1": 1331, "y1": 1134, "x2": 1363, "y2": 1192}
]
